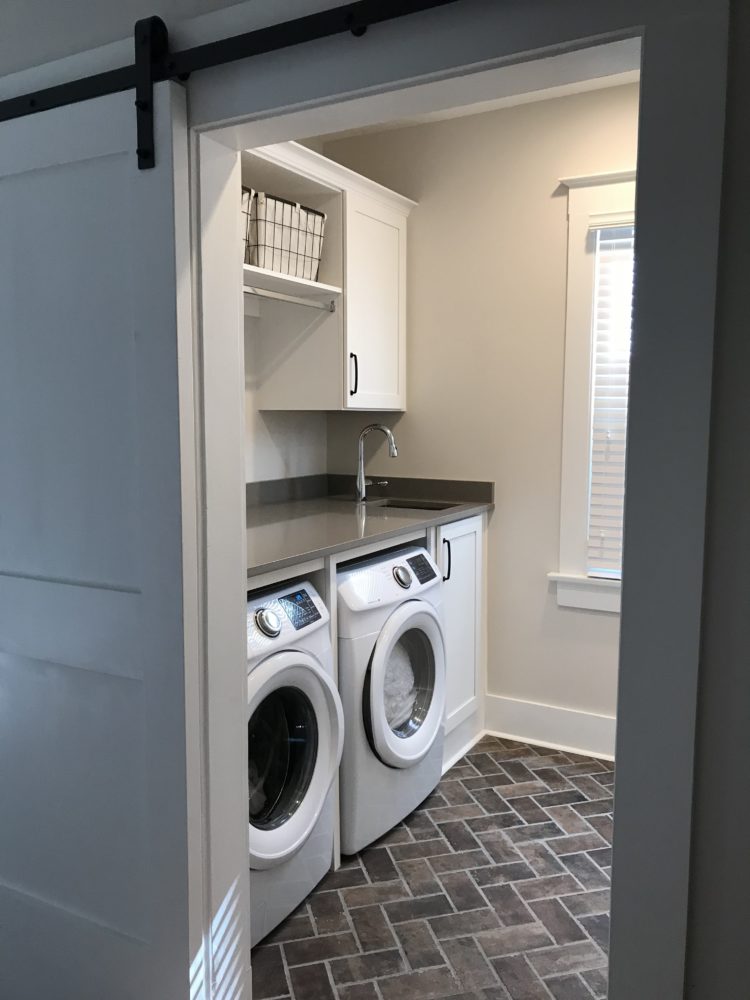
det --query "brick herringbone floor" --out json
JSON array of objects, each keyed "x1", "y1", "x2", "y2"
[{"x1": 252, "y1": 735, "x2": 614, "y2": 1000}]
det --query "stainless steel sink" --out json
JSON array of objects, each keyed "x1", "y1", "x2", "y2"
[{"x1": 368, "y1": 498, "x2": 461, "y2": 511}]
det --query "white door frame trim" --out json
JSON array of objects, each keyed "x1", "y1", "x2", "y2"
[{"x1": 180, "y1": 2, "x2": 729, "y2": 998}]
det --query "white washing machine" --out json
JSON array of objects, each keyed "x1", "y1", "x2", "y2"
[
  {"x1": 247, "y1": 580, "x2": 344, "y2": 946},
  {"x1": 337, "y1": 547, "x2": 446, "y2": 855}
]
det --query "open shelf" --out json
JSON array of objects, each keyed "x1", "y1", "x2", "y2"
[
  {"x1": 243, "y1": 264, "x2": 341, "y2": 299},
  {"x1": 243, "y1": 264, "x2": 342, "y2": 312}
]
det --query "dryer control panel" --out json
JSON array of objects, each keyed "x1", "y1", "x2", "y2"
[
  {"x1": 407, "y1": 553, "x2": 437, "y2": 585},
  {"x1": 279, "y1": 589, "x2": 322, "y2": 630},
  {"x1": 337, "y1": 546, "x2": 442, "y2": 623}
]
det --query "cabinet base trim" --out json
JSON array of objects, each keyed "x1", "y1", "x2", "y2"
[
  {"x1": 446, "y1": 695, "x2": 479, "y2": 734},
  {"x1": 442, "y1": 712, "x2": 484, "y2": 773},
  {"x1": 485, "y1": 695, "x2": 615, "y2": 760}
]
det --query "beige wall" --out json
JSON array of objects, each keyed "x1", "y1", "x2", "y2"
[
  {"x1": 324, "y1": 84, "x2": 639, "y2": 719},
  {"x1": 243, "y1": 399, "x2": 327, "y2": 483},
  {"x1": 244, "y1": 309, "x2": 327, "y2": 481}
]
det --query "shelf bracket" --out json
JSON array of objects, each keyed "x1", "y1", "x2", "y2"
[
  {"x1": 244, "y1": 286, "x2": 336, "y2": 313},
  {"x1": 134, "y1": 16, "x2": 169, "y2": 170}
]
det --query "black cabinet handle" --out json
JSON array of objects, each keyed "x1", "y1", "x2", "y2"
[
  {"x1": 349, "y1": 352, "x2": 359, "y2": 396},
  {"x1": 443, "y1": 538, "x2": 452, "y2": 582}
]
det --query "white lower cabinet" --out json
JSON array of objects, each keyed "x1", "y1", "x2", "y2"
[{"x1": 437, "y1": 515, "x2": 486, "y2": 736}]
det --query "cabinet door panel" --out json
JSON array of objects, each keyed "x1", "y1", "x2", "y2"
[
  {"x1": 345, "y1": 192, "x2": 406, "y2": 409},
  {"x1": 439, "y1": 517, "x2": 484, "y2": 733}
]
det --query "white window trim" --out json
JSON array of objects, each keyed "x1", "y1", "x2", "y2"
[
  {"x1": 548, "y1": 572, "x2": 621, "y2": 613},
  {"x1": 550, "y1": 170, "x2": 636, "y2": 613}
]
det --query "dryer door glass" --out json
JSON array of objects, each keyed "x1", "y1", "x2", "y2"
[
  {"x1": 367, "y1": 601, "x2": 446, "y2": 769},
  {"x1": 248, "y1": 687, "x2": 319, "y2": 831},
  {"x1": 383, "y1": 627, "x2": 435, "y2": 738}
]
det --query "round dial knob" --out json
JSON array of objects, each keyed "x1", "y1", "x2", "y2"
[
  {"x1": 255, "y1": 608, "x2": 281, "y2": 638},
  {"x1": 393, "y1": 565, "x2": 412, "y2": 589}
]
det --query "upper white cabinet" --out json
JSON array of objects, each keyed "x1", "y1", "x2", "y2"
[
  {"x1": 244, "y1": 143, "x2": 414, "y2": 412},
  {"x1": 345, "y1": 191, "x2": 407, "y2": 409}
]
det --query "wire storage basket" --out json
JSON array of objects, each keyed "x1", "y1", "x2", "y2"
[{"x1": 242, "y1": 187, "x2": 326, "y2": 281}]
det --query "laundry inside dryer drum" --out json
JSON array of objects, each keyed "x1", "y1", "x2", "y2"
[
  {"x1": 248, "y1": 688, "x2": 318, "y2": 830},
  {"x1": 383, "y1": 628, "x2": 435, "y2": 739}
]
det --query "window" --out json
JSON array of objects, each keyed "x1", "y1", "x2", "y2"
[
  {"x1": 550, "y1": 172, "x2": 636, "y2": 612},
  {"x1": 588, "y1": 223, "x2": 635, "y2": 577}
]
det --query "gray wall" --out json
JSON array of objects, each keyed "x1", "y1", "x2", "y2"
[
  {"x1": 1, "y1": 0, "x2": 238, "y2": 76},
  {"x1": 324, "y1": 85, "x2": 639, "y2": 728},
  {"x1": 0, "y1": 0, "x2": 350, "y2": 78},
  {"x1": 685, "y1": 1, "x2": 750, "y2": 995}
]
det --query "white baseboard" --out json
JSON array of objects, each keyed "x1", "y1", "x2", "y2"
[
  {"x1": 442, "y1": 711, "x2": 484, "y2": 773},
  {"x1": 484, "y1": 694, "x2": 616, "y2": 760}
]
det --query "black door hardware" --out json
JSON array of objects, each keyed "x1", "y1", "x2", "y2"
[
  {"x1": 0, "y1": 0, "x2": 463, "y2": 169},
  {"x1": 443, "y1": 539, "x2": 452, "y2": 582}
]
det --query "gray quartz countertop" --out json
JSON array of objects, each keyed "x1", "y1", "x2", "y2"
[{"x1": 246, "y1": 497, "x2": 491, "y2": 579}]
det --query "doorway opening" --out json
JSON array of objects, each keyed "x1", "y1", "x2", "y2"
[{"x1": 192, "y1": 29, "x2": 688, "y2": 997}]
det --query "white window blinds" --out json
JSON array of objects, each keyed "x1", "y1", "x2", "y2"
[{"x1": 587, "y1": 224, "x2": 635, "y2": 578}]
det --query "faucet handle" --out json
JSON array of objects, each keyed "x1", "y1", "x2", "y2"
[{"x1": 365, "y1": 479, "x2": 389, "y2": 488}]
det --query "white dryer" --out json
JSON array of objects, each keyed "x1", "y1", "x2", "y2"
[
  {"x1": 337, "y1": 547, "x2": 446, "y2": 855},
  {"x1": 247, "y1": 581, "x2": 343, "y2": 946}
]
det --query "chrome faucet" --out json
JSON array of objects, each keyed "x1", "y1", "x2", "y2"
[{"x1": 356, "y1": 424, "x2": 398, "y2": 502}]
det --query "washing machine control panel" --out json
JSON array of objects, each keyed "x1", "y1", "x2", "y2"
[
  {"x1": 407, "y1": 553, "x2": 438, "y2": 585},
  {"x1": 278, "y1": 589, "x2": 322, "y2": 631}
]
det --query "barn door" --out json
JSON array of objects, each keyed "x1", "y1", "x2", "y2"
[{"x1": 0, "y1": 82, "x2": 199, "y2": 999}]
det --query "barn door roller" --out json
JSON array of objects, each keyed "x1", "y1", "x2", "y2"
[
  {"x1": 0, "y1": 0, "x2": 463, "y2": 169},
  {"x1": 134, "y1": 16, "x2": 169, "y2": 170}
]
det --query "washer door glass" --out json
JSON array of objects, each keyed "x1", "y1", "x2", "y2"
[
  {"x1": 247, "y1": 650, "x2": 344, "y2": 870},
  {"x1": 248, "y1": 687, "x2": 318, "y2": 831},
  {"x1": 367, "y1": 601, "x2": 446, "y2": 769}
]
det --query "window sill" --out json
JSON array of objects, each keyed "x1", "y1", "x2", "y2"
[{"x1": 548, "y1": 572, "x2": 621, "y2": 613}]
